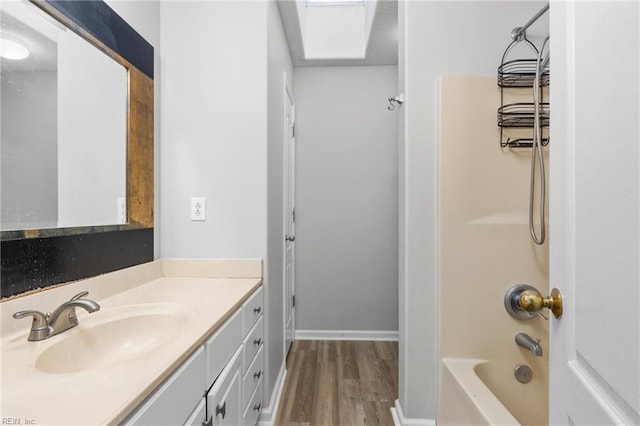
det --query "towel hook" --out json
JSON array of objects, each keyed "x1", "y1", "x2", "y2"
[{"x1": 387, "y1": 94, "x2": 404, "y2": 111}]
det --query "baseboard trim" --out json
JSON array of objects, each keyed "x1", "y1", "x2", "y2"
[
  {"x1": 295, "y1": 329, "x2": 399, "y2": 341},
  {"x1": 257, "y1": 360, "x2": 287, "y2": 426},
  {"x1": 391, "y1": 399, "x2": 436, "y2": 426}
]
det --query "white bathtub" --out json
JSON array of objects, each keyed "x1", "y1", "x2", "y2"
[{"x1": 438, "y1": 358, "x2": 547, "y2": 426}]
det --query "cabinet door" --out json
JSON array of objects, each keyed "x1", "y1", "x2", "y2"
[
  {"x1": 184, "y1": 399, "x2": 206, "y2": 426},
  {"x1": 123, "y1": 347, "x2": 205, "y2": 426},
  {"x1": 206, "y1": 347, "x2": 242, "y2": 426},
  {"x1": 214, "y1": 367, "x2": 241, "y2": 426}
]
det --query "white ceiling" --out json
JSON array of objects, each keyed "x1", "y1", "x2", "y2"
[
  {"x1": 277, "y1": 0, "x2": 398, "y2": 67},
  {"x1": 1, "y1": 9, "x2": 57, "y2": 73}
]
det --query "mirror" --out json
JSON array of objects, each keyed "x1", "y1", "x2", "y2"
[
  {"x1": 1, "y1": 1, "x2": 128, "y2": 231},
  {"x1": 0, "y1": 0, "x2": 154, "y2": 299}
]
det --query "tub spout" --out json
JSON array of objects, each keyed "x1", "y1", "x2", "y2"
[{"x1": 515, "y1": 332, "x2": 543, "y2": 357}]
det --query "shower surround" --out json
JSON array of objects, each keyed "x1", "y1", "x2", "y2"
[{"x1": 437, "y1": 76, "x2": 549, "y2": 425}]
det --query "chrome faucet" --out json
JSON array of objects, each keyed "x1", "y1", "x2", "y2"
[
  {"x1": 515, "y1": 332, "x2": 543, "y2": 357},
  {"x1": 12, "y1": 291, "x2": 100, "y2": 341},
  {"x1": 48, "y1": 292, "x2": 100, "y2": 335}
]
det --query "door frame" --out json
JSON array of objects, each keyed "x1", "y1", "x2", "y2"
[{"x1": 282, "y1": 73, "x2": 296, "y2": 359}]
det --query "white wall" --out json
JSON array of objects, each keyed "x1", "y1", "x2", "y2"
[
  {"x1": 160, "y1": 1, "x2": 267, "y2": 259},
  {"x1": 398, "y1": 1, "x2": 547, "y2": 421},
  {"x1": 293, "y1": 65, "x2": 398, "y2": 334},
  {"x1": 266, "y1": 0, "x2": 293, "y2": 412},
  {"x1": 57, "y1": 31, "x2": 127, "y2": 228}
]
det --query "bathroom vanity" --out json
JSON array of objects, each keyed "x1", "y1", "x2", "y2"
[
  {"x1": 0, "y1": 259, "x2": 264, "y2": 426},
  {"x1": 124, "y1": 285, "x2": 265, "y2": 426}
]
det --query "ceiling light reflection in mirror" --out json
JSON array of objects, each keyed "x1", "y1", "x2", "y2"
[
  {"x1": 0, "y1": 1, "x2": 128, "y2": 232},
  {"x1": 0, "y1": 37, "x2": 29, "y2": 59}
]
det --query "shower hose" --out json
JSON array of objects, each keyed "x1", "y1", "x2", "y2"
[{"x1": 530, "y1": 36, "x2": 550, "y2": 245}]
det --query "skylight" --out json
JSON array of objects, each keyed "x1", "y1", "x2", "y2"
[{"x1": 297, "y1": 0, "x2": 377, "y2": 60}]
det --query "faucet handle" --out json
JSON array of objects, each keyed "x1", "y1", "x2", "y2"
[
  {"x1": 13, "y1": 310, "x2": 48, "y2": 326},
  {"x1": 70, "y1": 291, "x2": 89, "y2": 301},
  {"x1": 12, "y1": 310, "x2": 51, "y2": 341}
]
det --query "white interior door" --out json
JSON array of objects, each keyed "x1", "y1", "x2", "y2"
[
  {"x1": 549, "y1": 2, "x2": 639, "y2": 424},
  {"x1": 283, "y1": 79, "x2": 296, "y2": 357}
]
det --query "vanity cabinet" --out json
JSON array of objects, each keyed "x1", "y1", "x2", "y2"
[
  {"x1": 240, "y1": 287, "x2": 264, "y2": 426},
  {"x1": 122, "y1": 286, "x2": 263, "y2": 426}
]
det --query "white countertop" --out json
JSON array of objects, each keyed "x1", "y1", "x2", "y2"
[{"x1": 0, "y1": 261, "x2": 261, "y2": 425}]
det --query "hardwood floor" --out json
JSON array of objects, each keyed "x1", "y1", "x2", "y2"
[{"x1": 275, "y1": 340, "x2": 398, "y2": 426}]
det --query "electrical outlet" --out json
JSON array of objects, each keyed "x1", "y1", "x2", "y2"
[
  {"x1": 191, "y1": 197, "x2": 206, "y2": 221},
  {"x1": 117, "y1": 197, "x2": 126, "y2": 224}
]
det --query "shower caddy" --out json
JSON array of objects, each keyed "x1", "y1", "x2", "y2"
[
  {"x1": 498, "y1": 4, "x2": 550, "y2": 245},
  {"x1": 497, "y1": 12, "x2": 550, "y2": 148}
]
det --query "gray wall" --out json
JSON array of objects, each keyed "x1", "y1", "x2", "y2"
[
  {"x1": 397, "y1": 1, "x2": 548, "y2": 421},
  {"x1": 293, "y1": 65, "x2": 398, "y2": 333}
]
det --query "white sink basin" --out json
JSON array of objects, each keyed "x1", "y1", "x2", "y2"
[{"x1": 35, "y1": 303, "x2": 196, "y2": 374}]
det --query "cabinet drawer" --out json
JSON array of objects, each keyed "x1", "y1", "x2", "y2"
[
  {"x1": 242, "y1": 376, "x2": 264, "y2": 426},
  {"x1": 206, "y1": 309, "x2": 243, "y2": 386},
  {"x1": 242, "y1": 316, "x2": 263, "y2": 373},
  {"x1": 206, "y1": 347, "x2": 243, "y2": 426},
  {"x1": 242, "y1": 287, "x2": 263, "y2": 335},
  {"x1": 123, "y1": 347, "x2": 205, "y2": 426},
  {"x1": 242, "y1": 345, "x2": 264, "y2": 411}
]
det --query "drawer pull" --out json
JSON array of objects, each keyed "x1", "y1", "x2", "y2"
[
  {"x1": 253, "y1": 338, "x2": 262, "y2": 346},
  {"x1": 253, "y1": 306, "x2": 262, "y2": 315},
  {"x1": 253, "y1": 403, "x2": 262, "y2": 413},
  {"x1": 253, "y1": 370, "x2": 262, "y2": 380},
  {"x1": 216, "y1": 402, "x2": 226, "y2": 419}
]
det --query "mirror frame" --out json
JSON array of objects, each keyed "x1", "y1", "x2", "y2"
[{"x1": 1, "y1": 0, "x2": 154, "y2": 299}]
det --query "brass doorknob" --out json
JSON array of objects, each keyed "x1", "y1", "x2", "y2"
[
  {"x1": 504, "y1": 284, "x2": 563, "y2": 320},
  {"x1": 519, "y1": 288, "x2": 563, "y2": 319},
  {"x1": 519, "y1": 288, "x2": 562, "y2": 318}
]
